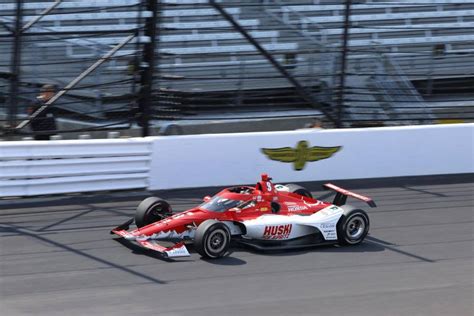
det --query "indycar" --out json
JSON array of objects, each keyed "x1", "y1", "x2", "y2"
[{"x1": 111, "y1": 174, "x2": 376, "y2": 259}]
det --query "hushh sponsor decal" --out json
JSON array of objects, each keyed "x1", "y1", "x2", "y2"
[{"x1": 262, "y1": 224, "x2": 292, "y2": 240}]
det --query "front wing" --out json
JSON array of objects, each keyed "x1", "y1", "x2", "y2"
[{"x1": 111, "y1": 219, "x2": 190, "y2": 258}]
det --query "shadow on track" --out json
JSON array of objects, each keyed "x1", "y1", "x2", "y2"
[
  {"x1": 3, "y1": 224, "x2": 168, "y2": 284},
  {"x1": 113, "y1": 234, "x2": 431, "y2": 264},
  {"x1": 234, "y1": 235, "x2": 435, "y2": 264},
  {"x1": 238, "y1": 239, "x2": 385, "y2": 258},
  {"x1": 366, "y1": 236, "x2": 436, "y2": 263},
  {"x1": 201, "y1": 255, "x2": 247, "y2": 266},
  {"x1": 114, "y1": 238, "x2": 247, "y2": 265},
  {"x1": 113, "y1": 237, "x2": 180, "y2": 263}
]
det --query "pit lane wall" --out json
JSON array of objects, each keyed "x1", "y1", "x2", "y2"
[{"x1": 0, "y1": 124, "x2": 472, "y2": 196}]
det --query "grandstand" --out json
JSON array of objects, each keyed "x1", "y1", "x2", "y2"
[{"x1": 0, "y1": 0, "x2": 473, "y2": 138}]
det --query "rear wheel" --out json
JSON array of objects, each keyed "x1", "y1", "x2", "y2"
[
  {"x1": 286, "y1": 183, "x2": 313, "y2": 199},
  {"x1": 194, "y1": 220, "x2": 230, "y2": 259},
  {"x1": 135, "y1": 197, "x2": 172, "y2": 228},
  {"x1": 337, "y1": 205, "x2": 370, "y2": 245}
]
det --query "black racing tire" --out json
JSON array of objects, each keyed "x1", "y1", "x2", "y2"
[
  {"x1": 194, "y1": 220, "x2": 231, "y2": 259},
  {"x1": 135, "y1": 197, "x2": 172, "y2": 228},
  {"x1": 286, "y1": 183, "x2": 313, "y2": 199},
  {"x1": 337, "y1": 205, "x2": 370, "y2": 246}
]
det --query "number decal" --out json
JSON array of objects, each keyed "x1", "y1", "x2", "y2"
[{"x1": 266, "y1": 182, "x2": 272, "y2": 192}]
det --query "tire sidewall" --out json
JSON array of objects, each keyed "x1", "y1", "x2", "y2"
[
  {"x1": 337, "y1": 208, "x2": 370, "y2": 245},
  {"x1": 194, "y1": 220, "x2": 230, "y2": 259},
  {"x1": 135, "y1": 197, "x2": 172, "y2": 228}
]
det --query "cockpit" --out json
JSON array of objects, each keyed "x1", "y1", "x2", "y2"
[
  {"x1": 200, "y1": 196, "x2": 256, "y2": 213},
  {"x1": 227, "y1": 186, "x2": 255, "y2": 194}
]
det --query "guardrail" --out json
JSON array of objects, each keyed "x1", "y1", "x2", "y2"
[
  {"x1": 0, "y1": 138, "x2": 151, "y2": 196},
  {"x1": 1, "y1": 124, "x2": 472, "y2": 197}
]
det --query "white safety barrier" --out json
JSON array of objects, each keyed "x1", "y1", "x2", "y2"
[
  {"x1": 0, "y1": 138, "x2": 152, "y2": 196},
  {"x1": 0, "y1": 124, "x2": 472, "y2": 196},
  {"x1": 149, "y1": 124, "x2": 473, "y2": 190}
]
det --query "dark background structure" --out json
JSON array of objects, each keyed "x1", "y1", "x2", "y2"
[{"x1": 1, "y1": 0, "x2": 473, "y2": 139}]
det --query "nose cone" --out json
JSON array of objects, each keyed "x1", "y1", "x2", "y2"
[{"x1": 134, "y1": 208, "x2": 208, "y2": 236}]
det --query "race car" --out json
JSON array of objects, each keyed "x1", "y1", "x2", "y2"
[{"x1": 111, "y1": 174, "x2": 376, "y2": 259}]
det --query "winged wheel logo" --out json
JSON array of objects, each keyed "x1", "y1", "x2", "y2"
[{"x1": 261, "y1": 140, "x2": 341, "y2": 170}]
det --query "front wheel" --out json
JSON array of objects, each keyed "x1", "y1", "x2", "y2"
[
  {"x1": 337, "y1": 206, "x2": 370, "y2": 245},
  {"x1": 135, "y1": 197, "x2": 172, "y2": 228},
  {"x1": 194, "y1": 220, "x2": 231, "y2": 259}
]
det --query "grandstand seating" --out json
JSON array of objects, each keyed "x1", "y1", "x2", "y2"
[
  {"x1": 261, "y1": 0, "x2": 474, "y2": 123},
  {"x1": 0, "y1": 0, "x2": 299, "y2": 74},
  {"x1": 0, "y1": 0, "x2": 472, "y2": 125},
  {"x1": 0, "y1": 0, "x2": 308, "y2": 113},
  {"x1": 265, "y1": 1, "x2": 474, "y2": 53}
]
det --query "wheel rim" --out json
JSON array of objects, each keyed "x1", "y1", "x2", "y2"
[
  {"x1": 151, "y1": 203, "x2": 164, "y2": 216},
  {"x1": 147, "y1": 203, "x2": 169, "y2": 222},
  {"x1": 346, "y1": 216, "x2": 365, "y2": 240},
  {"x1": 206, "y1": 229, "x2": 227, "y2": 254}
]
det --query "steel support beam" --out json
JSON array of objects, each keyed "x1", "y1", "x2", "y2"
[
  {"x1": 22, "y1": 0, "x2": 62, "y2": 32},
  {"x1": 8, "y1": 0, "x2": 23, "y2": 135},
  {"x1": 16, "y1": 34, "x2": 136, "y2": 131},
  {"x1": 336, "y1": 0, "x2": 352, "y2": 128},
  {"x1": 138, "y1": 0, "x2": 158, "y2": 137}
]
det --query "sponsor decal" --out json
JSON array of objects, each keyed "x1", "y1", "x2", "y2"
[
  {"x1": 323, "y1": 231, "x2": 337, "y2": 240},
  {"x1": 263, "y1": 224, "x2": 292, "y2": 240},
  {"x1": 320, "y1": 223, "x2": 336, "y2": 229},
  {"x1": 261, "y1": 140, "x2": 341, "y2": 171},
  {"x1": 165, "y1": 245, "x2": 190, "y2": 257},
  {"x1": 260, "y1": 207, "x2": 268, "y2": 212},
  {"x1": 287, "y1": 205, "x2": 308, "y2": 212}
]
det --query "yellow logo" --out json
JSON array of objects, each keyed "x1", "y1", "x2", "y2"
[{"x1": 261, "y1": 141, "x2": 341, "y2": 171}]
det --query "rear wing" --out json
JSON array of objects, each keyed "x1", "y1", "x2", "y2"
[{"x1": 323, "y1": 183, "x2": 376, "y2": 208}]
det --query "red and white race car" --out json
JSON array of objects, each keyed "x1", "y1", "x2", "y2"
[{"x1": 111, "y1": 174, "x2": 376, "y2": 259}]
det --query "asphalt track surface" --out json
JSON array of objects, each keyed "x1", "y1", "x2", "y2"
[{"x1": 1, "y1": 175, "x2": 473, "y2": 316}]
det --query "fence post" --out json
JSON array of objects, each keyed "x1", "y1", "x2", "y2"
[
  {"x1": 138, "y1": 0, "x2": 159, "y2": 137},
  {"x1": 8, "y1": 0, "x2": 23, "y2": 138},
  {"x1": 336, "y1": 0, "x2": 352, "y2": 128}
]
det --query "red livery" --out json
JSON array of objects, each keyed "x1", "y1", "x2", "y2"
[{"x1": 111, "y1": 174, "x2": 376, "y2": 259}]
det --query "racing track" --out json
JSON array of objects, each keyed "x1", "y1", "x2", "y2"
[{"x1": 1, "y1": 175, "x2": 473, "y2": 316}]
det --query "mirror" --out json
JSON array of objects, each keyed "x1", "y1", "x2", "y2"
[{"x1": 203, "y1": 196, "x2": 211, "y2": 202}]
